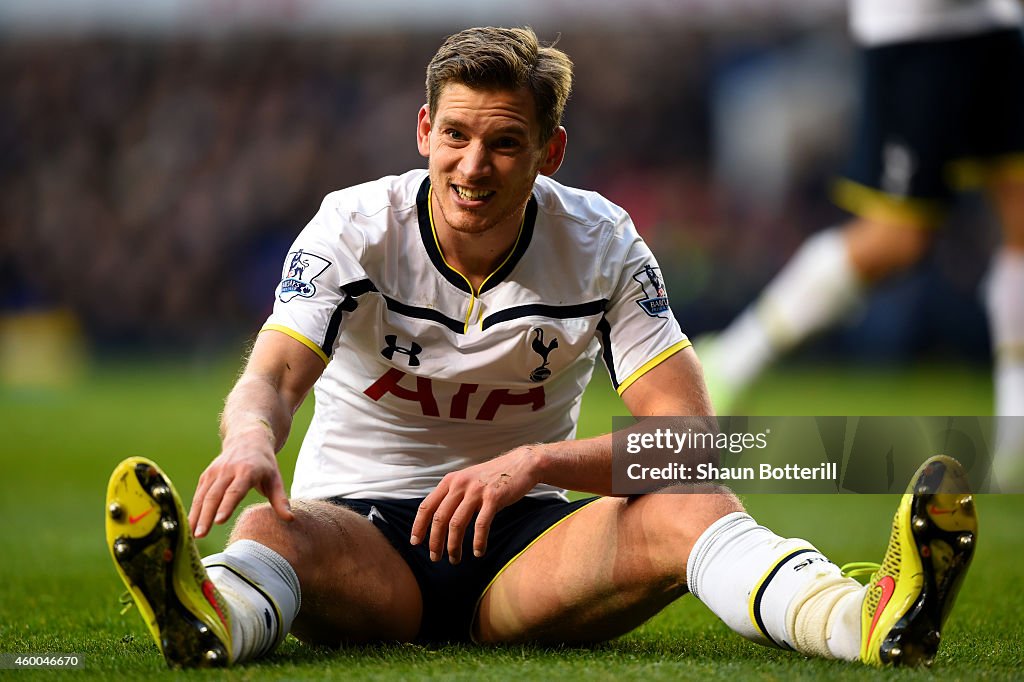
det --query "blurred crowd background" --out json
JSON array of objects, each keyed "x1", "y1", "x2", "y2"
[{"x1": 0, "y1": 1, "x2": 1001, "y2": 384}]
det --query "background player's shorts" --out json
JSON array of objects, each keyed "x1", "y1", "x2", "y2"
[
  {"x1": 325, "y1": 495, "x2": 598, "y2": 642},
  {"x1": 836, "y1": 28, "x2": 1024, "y2": 226}
]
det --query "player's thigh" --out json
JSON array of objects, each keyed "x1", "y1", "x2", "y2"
[
  {"x1": 991, "y1": 178, "x2": 1024, "y2": 251},
  {"x1": 475, "y1": 490, "x2": 741, "y2": 643},
  {"x1": 972, "y1": 29, "x2": 1024, "y2": 250},
  {"x1": 232, "y1": 499, "x2": 422, "y2": 643},
  {"x1": 843, "y1": 217, "x2": 933, "y2": 281}
]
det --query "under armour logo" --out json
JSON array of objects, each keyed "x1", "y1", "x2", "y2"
[
  {"x1": 529, "y1": 328, "x2": 558, "y2": 382},
  {"x1": 382, "y1": 335, "x2": 422, "y2": 367}
]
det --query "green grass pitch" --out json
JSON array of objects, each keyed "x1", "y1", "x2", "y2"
[{"x1": 1, "y1": 356, "x2": 1021, "y2": 679}]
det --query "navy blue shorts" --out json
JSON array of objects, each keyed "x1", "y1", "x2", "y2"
[
  {"x1": 838, "y1": 28, "x2": 1024, "y2": 222},
  {"x1": 324, "y1": 495, "x2": 599, "y2": 642}
]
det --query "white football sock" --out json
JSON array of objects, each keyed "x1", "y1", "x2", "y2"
[
  {"x1": 710, "y1": 227, "x2": 863, "y2": 392},
  {"x1": 686, "y1": 511, "x2": 861, "y2": 658},
  {"x1": 203, "y1": 539, "x2": 301, "y2": 663},
  {"x1": 986, "y1": 248, "x2": 1024, "y2": 489}
]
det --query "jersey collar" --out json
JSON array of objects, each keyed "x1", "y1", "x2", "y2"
[{"x1": 416, "y1": 177, "x2": 536, "y2": 296}]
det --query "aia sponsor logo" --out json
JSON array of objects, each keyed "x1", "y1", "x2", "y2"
[{"x1": 364, "y1": 369, "x2": 545, "y2": 421}]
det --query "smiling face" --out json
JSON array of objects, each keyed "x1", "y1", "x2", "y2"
[{"x1": 417, "y1": 83, "x2": 566, "y2": 239}]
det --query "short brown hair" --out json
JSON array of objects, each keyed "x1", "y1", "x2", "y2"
[{"x1": 425, "y1": 26, "x2": 573, "y2": 144}]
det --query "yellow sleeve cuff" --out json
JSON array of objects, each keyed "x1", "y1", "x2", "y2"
[
  {"x1": 615, "y1": 339, "x2": 692, "y2": 396},
  {"x1": 260, "y1": 324, "x2": 330, "y2": 365}
]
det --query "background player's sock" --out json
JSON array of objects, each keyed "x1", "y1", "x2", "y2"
[
  {"x1": 203, "y1": 539, "x2": 301, "y2": 663},
  {"x1": 986, "y1": 248, "x2": 1024, "y2": 489},
  {"x1": 686, "y1": 511, "x2": 862, "y2": 658},
  {"x1": 704, "y1": 227, "x2": 863, "y2": 398}
]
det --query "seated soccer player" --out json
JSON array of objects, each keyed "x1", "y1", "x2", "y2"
[{"x1": 105, "y1": 26, "x2": 978, "y2": 669}]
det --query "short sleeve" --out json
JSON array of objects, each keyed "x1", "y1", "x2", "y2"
[
  {"x1": 597, "y1": 220, "x2": 690, "y2": 395},
  {"x1": 262, "y1": 199, "x2": 367, "y2": 364}
]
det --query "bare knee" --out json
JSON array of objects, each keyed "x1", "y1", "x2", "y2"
[
  {"x1": 229, "y1": 501, "x2": 423, "y2": 643},
  {"x1": 231, "y1": 502, "x2": 287, "y2": 541},
  {"x1": 228, "y1": 500, "x2": 336, "y2": 565}
]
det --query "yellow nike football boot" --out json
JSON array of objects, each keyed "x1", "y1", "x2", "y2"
[
  {"x1": 859, "y1": 455, "x2": 978, "y2": 666},
  {"x1": 105, "y1": 457, "x2": 232, "y2": 667}
]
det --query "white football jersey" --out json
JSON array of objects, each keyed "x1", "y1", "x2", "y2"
[
  {"x1": 850, "y1": 0, "x2": 1022, "y2": 47},
  {"x1": 265, "y1": 169, "x2": 689, "y2": 501}
]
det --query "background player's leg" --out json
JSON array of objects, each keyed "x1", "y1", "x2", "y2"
[
  {"x1": 843, "y1": 216, "x2": 933, "y2": 281},
  {"x1": 224, "y1": 500, "x2": 422, "y2": 652},
  {"x1": 699, "y1": 219, "x2": 930, "y2": 412},
  {"x1": 698, "y1": 226, "x2": 860, "y2": 411},
  {"x1": 987, "y1": 177, "x2": 1024, "y2": 488}
]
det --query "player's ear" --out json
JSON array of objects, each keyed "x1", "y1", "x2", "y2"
[
  {"x1": 417, "y1": 104, "x2": 431, "y2": 159},
  {"x1": 538, "y1": 126, "x2": 567, "y2": 176}
]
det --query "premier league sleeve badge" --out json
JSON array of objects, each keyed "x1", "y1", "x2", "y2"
[
  {"x1": 278, "y1": 249, "x2": 332, "y2": 302},
  {"x1": 633, "y1": 264, "x2": 670, "y2": 318}
]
